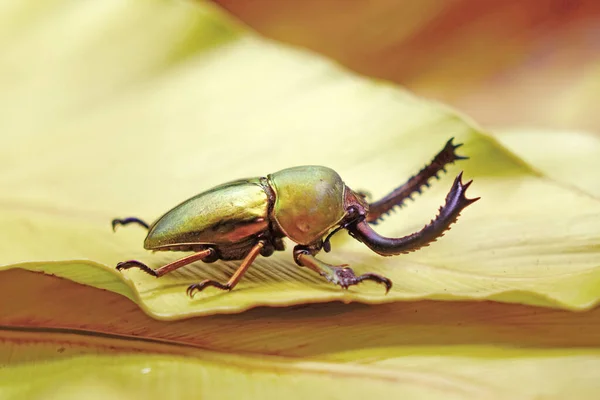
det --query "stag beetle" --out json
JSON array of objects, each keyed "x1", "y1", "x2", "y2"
[{"x1": 112, "y1": 138, "x2": 479, "y2": 297}]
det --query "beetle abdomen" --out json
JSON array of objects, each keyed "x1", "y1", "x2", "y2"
[
  {"x1": 268, "y1": 166, "x2": 346, "y2": 245},
  {"x1": 144, "y1": 178, "x2": 269, "y2": 250}
]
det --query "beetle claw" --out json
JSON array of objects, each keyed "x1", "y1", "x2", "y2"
[
  {"x1": 330, "y1": 266, "x2": 392, "y2": 294},
  {"x1": 187, "y1": 280, "x2": 231, "y2": 297},
  {"x1": 116, "y1": 260, "x2": 158, "y2": 277},
  {"x1": 186, "y1": 284, "x2": 197, "y2": 298},
  {"x1": 356, "y1": 273, "x2": 393, "y2": 294}
]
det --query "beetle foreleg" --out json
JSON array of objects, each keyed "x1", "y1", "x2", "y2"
[
  {"x1": 366, "y1": 138, "x2": 467, "y2": 223},
  {"x1": 350, "y1": 172, "x2": 479, "y2": 256},
  {"x1": 186, "y1": 241, "x2": 265, "y2": 297},
  {"x1": 112, "y1": 217, "x2": 150, "y2": 231},
  {"x1": 116, "y1": 248, "x2": 214, "y2": 277},
  {"x1": 294, "y1": 248, "x2": 392, "y2": 293}
]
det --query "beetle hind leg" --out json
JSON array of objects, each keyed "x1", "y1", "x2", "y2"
[
  {"x1": 116, "y1": 248, "x2": 215, "y2": 277},
  {"x1": 112, "y1": 217, "x2": 150, "y2": 231},
  {"x1": 187, "y1": 241, "x2": 265, "y2": 298},
  {"x1": 366, "y1": 137, "x2": 467, "y2": 223},
  {"x1": 294, "y1": 247, "x2": 392, "y2": 293}
]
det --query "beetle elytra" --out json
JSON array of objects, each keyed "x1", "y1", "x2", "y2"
[{"x1": 112, "y1": 138, "x2": 479, "y2": 297}]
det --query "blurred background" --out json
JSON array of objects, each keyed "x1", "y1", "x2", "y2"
[{"x1": 214, "y1": 0, "x2": 600, "y2": 132}]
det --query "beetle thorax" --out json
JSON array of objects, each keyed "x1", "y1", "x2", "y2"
[{"x1": 268, "y1": 166, "x2": 348, "y2": 246}]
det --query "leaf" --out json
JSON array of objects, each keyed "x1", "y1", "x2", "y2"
[
  {"x1": 215, "y1": 0, "x2": 600, "y2": 132},
  {"x1": 3, "y1": 271, "x2": 600, "y2": 399},
  {"x1": 1, "y1": 0, "x2": 600, "y2": 317},
  {"x1": 4, "y1": 350, "x2": 600, "y2": 400},
  {"x1": 492, "y1": 128, "x2": 600, "y2": 199},
  {"x1": 4, "y1": 270, "x2": 600, "y2": 358}
]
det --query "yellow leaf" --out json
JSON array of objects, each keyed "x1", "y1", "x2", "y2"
[
  {"x1": 493, "y1": 128, "x2": 600, "y2": 199},
  {"x1": 1, "y1": 0, "x2": 600, "y2": 317},
  {"x1": 3, "y1": 349, "x2": 600, "y2": 399}
]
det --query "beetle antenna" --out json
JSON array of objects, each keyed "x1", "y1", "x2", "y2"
[
  {"x1": 322, "y1": 226, "x2": 344, "y2": 253},
  {"x1": 112, "y1": 217, "x2": 150, "y2": 232},
  {"x1": 322, "y1": 208, "x2": 365, "y2": 252}
]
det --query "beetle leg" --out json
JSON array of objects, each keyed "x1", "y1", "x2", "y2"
[
  {"x1": 367, "y1": 137, "x2": 467, "y2": 223},
  {"x1": 294, "y1": 247, "x2": 392, "y2": 293},
  {"x1": 116, "y1": 248, "x2": 214, "y2": 277},
  {"x1": 112, "y1": 217, "x2": 150, "y2": 231},
  {"x1": 350, "y1": 172, "x2": 479, "y2": 256},
  {"x1": 186, "y1": 241, "x2": 265, "y2": 297}
]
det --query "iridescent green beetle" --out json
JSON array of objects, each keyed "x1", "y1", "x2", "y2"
[{"x1": 113, "y1": 138, "x2": 479, "y2": 297}]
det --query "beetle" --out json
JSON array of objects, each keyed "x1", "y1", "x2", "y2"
[{"x1": 112, "y1": 138, "x2": 479, "y2": 297}]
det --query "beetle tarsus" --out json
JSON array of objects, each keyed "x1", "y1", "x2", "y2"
[
  {"x1": 367, "y1": 137, "x2": 468, "y2": 223},
  {"x1": 186, "y1": 280, "x2": 231, "y2": 297},
  {"x1": 112, "y1": 217, "x2": 150, "y2": 232},
  {"x1": 357, "y1": 272, "x2": 392, "y2": 294},
  {"x1": 116, "y1": 249, "x2": 215, "y2": 279},
  {"x1": 294, "y1": 249, "x2": 392, "y2": 293},
  {"x1": 116, "y1": 260, "x2": 157, "y2": 276},
  {"x1": 330, "y1": 266, "x2": 392, "y2": 294}
]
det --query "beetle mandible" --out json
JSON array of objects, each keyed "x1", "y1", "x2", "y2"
[{"x1": 112, "y1": 138, "x2": 479, "y2": 297}]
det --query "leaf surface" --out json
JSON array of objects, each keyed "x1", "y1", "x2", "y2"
[
  {"x1": 1, "y1": 0, "x2": 600, "y2": 318},
  {"x1": 493, "y1": 128, "x2": 600, "y2": 199}
]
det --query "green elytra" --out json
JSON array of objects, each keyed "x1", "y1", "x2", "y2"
[
  {"x1": 145, "y1": 166, "x2": 348, "y2": 252},
  {"x1": 112, "y1": 138, "x2": 479, "y2": 297}
]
